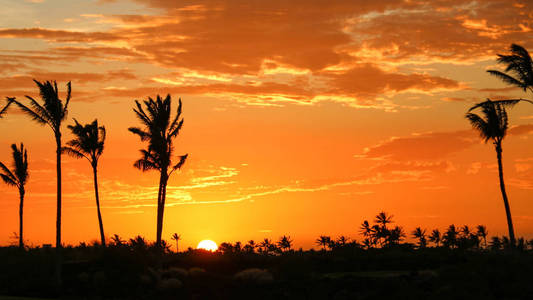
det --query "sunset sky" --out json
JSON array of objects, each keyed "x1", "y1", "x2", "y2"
[{"x1": 0, "y1": 0, "x2": 532, "y2": 250}]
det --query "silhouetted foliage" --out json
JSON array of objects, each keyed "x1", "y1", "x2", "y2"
[
  {"x1": 429, "y1": 229, "x2": 441, "y2": 247},
  {"x1": 465, "y1": 99, "x2": 529, "y2": 246},
  {"x1": 128, "y1": 95, "x2": 188, "y2": 248},
  {"x1": 63, "y1": 119, "x2": 107, "y2": 247},
  {"x1": 487, "y1": 44, "x2": 533, "y2": 94},
  {"x1": 277, "y1": 235, "x2": 293, "y2": 252},
  {"x1": 0, "y1": 143, "x2": 29, "y2": 249},
  {"x1": 171, "y1": 233, "x2": 181, "y2": 253}
]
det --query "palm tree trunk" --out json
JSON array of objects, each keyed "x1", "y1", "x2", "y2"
[
  {"x1": 495, "y1": 142, "x2": 516, "y2": 246},
  {"x1": 93, "y1": 165, "x2": 106, "y2": 247},
  {"x1": 54, "y1": 132, "x2": 62, "y2": 289},
  {"x1": 19, "y1": 188, "x2": 24, "y2": 249},
  {"x1": 156, "y1": 171, "x2": 168, "y2": 248},
  {"x1": 55, "y1": 133, "x2": 62, "y2": 248},
  {"x1": 155, "y1": 171, "x2": 165, "y2": 247}
]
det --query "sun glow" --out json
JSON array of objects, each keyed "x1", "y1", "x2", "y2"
[{"x1": 197, "y1": 240, "x2": 218, "y2": 251}]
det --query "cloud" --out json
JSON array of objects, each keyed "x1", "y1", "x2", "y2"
[{"x1": 359, "y1": 124, "x2": 533, "y2": 161}]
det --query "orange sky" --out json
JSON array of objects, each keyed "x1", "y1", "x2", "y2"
[{"x1": 0, "y1": 0, "x2": 532, "y2": 250}]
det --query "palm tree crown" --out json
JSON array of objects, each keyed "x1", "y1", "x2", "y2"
[
  {"x1": 0, "y1": 143, "x2": 29, "y2": 248},
  {"x1": 63, "y1": 119, "x2": 106, "y2": 166},
  {"x1": 487, "y1": 44, "x2": 533, "y2": 94}
]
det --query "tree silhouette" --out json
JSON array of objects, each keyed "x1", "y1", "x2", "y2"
[
  {"x1": 259, "y1": 238, "x2": 276, "y2": 254},
  {"x1": 487, "y1": 44, "x2": 533, "y2": 95},
  {"x1": 429, "y1": 229, "x2": 441, "y2": 247},
  {"x1": 277, "y1": 235, "x2": 293, "y2": 252},
  {"x1": 316, "y1": 235, "x2": 332, "y2": 251},
  {"x1": 8, "y1": 80, "x2": 71, "y2": 250},
  {"x1": 171, "y1": 233, "x2": 181, "y2": 253},
  {"x1": 465, "y1": 99, "x2": 529, "y2": 245},
  {"x1": 336, "y1": 236, "x2": 350, "y2": 247},
  {"x1": 62, "y1": 119, "x2": 106, "y2": 246},
  {"x1": 128, "y1": 95, "x2": 188, "y2": 248},
  {"x1": 243, "y1": 240, "x2": 256, "y2": 253},
  {"x1": 0, "y1": 143, "x2": 29, "y2": 249},
  {"x1": 443, "y1": 225, "x2": 459, "y2": 249},
  {"x1": 476, "y1": 225, "x2": 488, "y2": 248},
  {"x1": 412, "y1": 227, "x2": 427, "y2": 248}
]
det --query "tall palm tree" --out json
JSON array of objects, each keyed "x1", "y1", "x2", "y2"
[
  {"x1": 465, "y1": 98, "x2": 530, "y2": 246},
  {"x1": 487, "y1": 44, "x2": 533, "y2": 95},
  {"x1": 9, "y1": 80, "x2": 71, "y2": 248},
  {"x1": 171, "y1": 233, "x2": 181, "y2": 253},
  {"x1": 128, "y1": 95, "x2": 188, "y2": 248},
  {"x1": 0, "y1": 143, "x2": 29, "y2": 249},
  {"x1": 62, "y1": 119, "x2": 106, "y2": 246}
]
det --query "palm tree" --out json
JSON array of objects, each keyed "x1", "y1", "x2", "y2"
[
  {"x1": 476, "y1": 225, "x2": 488, "y2": 248},
  {"x1": 9, "y1": 81, "x2": 71, "y2": 249},
  {"x1": 487, "y1": 44, "x2": 532, "y2": 95},
  {"x1": 316, "y1": 235, "x2": 331, "y2": 250},
  {"x1": 443, "y1": 225, "x2": 459, "y2": 249},
  {"x1": 412, "y1": 227, "x2": 427, "y2": 248},
  {"x1": 0, "y1": 143, "x2": 29, "y2": 249},
  {"x1": 277, "y1": 235, "x2": 293, "y2": 252},
  {"x1": 336, "y1": 235, "x2": 350, "y2": 247},
  {"x1": 128, "y1": 95, "x2": 188, "y2": 248},
  {"x1": 429, "y1": 229, "x2": 441, "y2": 247},
  {"x1": 171, "y1": 233, "x2": 181, "y2": 253},
  {"x1": 62, "y1": 119, "x2": 106, "y2": 246},
  {"x1": 259, "y1": 238, "x2": 274, "y2": 254},
  {"x1": 375, "y1": 211, "x2": 393, "y2": 228},
  {"x1": 465, "y1": 98, "x2": 530, "y2": 246}
]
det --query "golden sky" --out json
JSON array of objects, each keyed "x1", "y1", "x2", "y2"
[{"x1": 0, "y1": 0, "x2": 532, "y2": 249}]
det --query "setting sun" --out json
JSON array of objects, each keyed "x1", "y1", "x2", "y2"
[{"x1": 197, "y1": 240, "x2": 218, "y2": 251}]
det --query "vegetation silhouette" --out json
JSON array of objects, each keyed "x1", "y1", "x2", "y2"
[
  {"x1": 0, "y1": 143, "x2": 29, "y2": 249},
  {"x1": 465, "y1": 98, "x2": 530, "y2": 245},
  {"x1": 62, "y1": 119, "x2": 107, "y2": 247},
  {"x1": 171, "y1": 233, "x2": 181, "y2": 253},
  {"x1": 487, "y1": 44, "x2": 533, "y2": 95},
  {"x1": 8, "y1": 80, "x2": 71, "y2": 249},
  {"x1": 128, "y1": 94, "x2": 188, "y2": 248}
]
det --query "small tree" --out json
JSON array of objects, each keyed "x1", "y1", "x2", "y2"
[
  {"x1": 277, "y1": 235, "x2": 293, "y2": 252},
  {"x1": 412, "y1": 227, "x2": 427, "y2": 249},
  {"x1": 171, "y1": 233, "x2": 181, "y2": 253},
  {"x1": 0, "y1": 143, "x2": 29, "y2": 249}
]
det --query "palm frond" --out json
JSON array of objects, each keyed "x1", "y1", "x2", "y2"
[
  {"x1": 61, "y1": 147, "x2": 87, "y2": 160},
  {"x1": 11, "y1": 99, "x2": 48, "y2": 126},
  {"x1": 0, "y1": 97, "x2": 13, "y2": 118},
  {"x1": 0, "y1": 174, "x2": 17, "y2": 186},
  {"x1": 0, "y1": 161, "x2": 17, "y2": 185},
  {"x1": 465, "y1": 112, "x2": 491, "y2": 142},
  {"x1": 486, "y1": 70, "x2": 526, "y2": 90}
]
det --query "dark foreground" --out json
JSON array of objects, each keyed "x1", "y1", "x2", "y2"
[{"x1": 1, "y1": 245, "x2": 533, "y2": 300}]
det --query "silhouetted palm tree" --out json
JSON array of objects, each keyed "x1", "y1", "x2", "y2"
[
  {"x1": 129, "y1": 95, "x2": 188, "y2": 248},
  {"x1": 316, "y1": 235, "x2": 331, "y2": 250},
  {"x1": 62, "y1": 119, "x2": 106, "y2": 246},
  {"x1": 386, "y1": 226, "x2": 405, "y2": 246},
  {"x1": 9, "y1": 80, "x2": 71, "y2": 249},
  {"x1": 412, "y1": 227, "x2": 427, "y2": 248},
  {"x1": 171, "y1": 233, "x2": 181, "y2": 253},
  {"x1": 278, "y1": 235, "x2": 293, "y2": 252},
  {"x1": 490, "y1": 236, "x2": 502, "y2": 250},
  {"x1": 259, "y1": 238, "x2": 275, "y2": 254},
  {"x1": 443, "y1": 225, "x2": 459, "y2": 249},
  {"x1": 429, "y1": 229, "x2": 441, "y2": 247},
  {"x1": 476, "y1": 225, "x2": 488, "y2": 248},
  {"x1": 466, "y1": 98, "x2": 530, "y2": 245},
  {"x1": 0, "y1": 143, "x2": 29, "y2": 249},
  {"x1": 487, "y1": 44, "x2": 533, "y2": 94},
  {"x1": 111, "y1": 234, "x2": 125, "y2": 247},
  {"x1": 375, "y1": 211, "x2": 393, "y2": 228},
  {"x1": 243, "y1": 240, "x2": 256, "y2": 253},
  {"x1": 336, "y1": 235, "x2": 350, "y2": 247}
]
